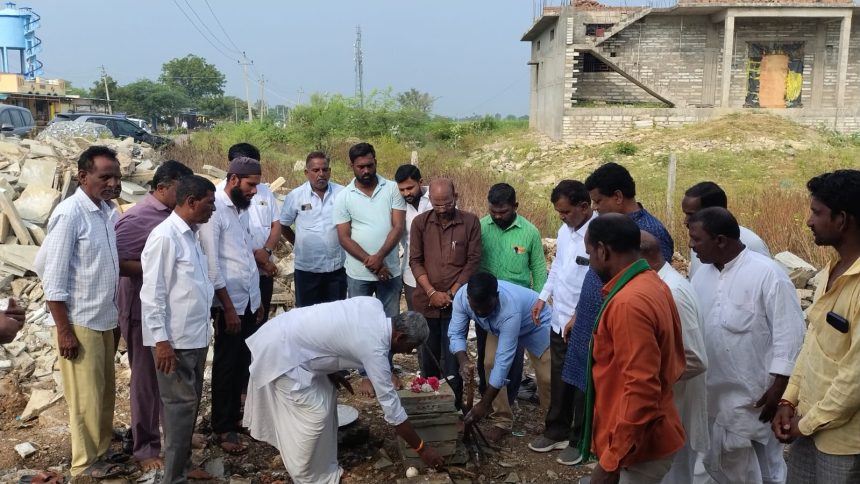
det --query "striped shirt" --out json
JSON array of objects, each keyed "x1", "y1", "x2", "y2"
[
  {"x1": 40, "y1": 187, "x2": 119, "y2": 331},
  {"x1": 479, "y1": 214, "x2": 547, "y2": 293}
]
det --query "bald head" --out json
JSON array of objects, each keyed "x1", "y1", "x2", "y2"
[
  {"x1": 429, "y1": 178, "x2": 457, "y2": 219},
  {"x1": 429, "y1": 178, "x2": 455, "y2": 197},
  {"x1": 639, "y1": 230, "x2": 664, "y2": 271}
]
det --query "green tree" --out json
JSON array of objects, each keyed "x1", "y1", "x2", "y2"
[
  {"x1": 159, "y1": 54, "x2": 226, "y2": 101},
  {"x1": 91, "y1": 75, "x2": 118, "y2": 102},
  {"x1": 116, "y1": 79, "x2": 190, "y2": 123},
  {"x1": 63, "y1": 80, "x2": 90, "y2": 97},
  {"x1": 199, "y1": 96, "x2": 250, "y2": 121},
  {"x1": 396, "y1": 88, "x2": 434, "y2": 114}
]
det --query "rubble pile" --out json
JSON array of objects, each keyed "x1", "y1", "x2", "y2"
[
  {"x1": 0, "y1": 133, "x2": 300, "y2": 429},
  {"x1": 774, "y1": 251, "x2": 820, "y2": 311}
]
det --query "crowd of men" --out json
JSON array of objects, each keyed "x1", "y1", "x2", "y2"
[{"x1": 2, "y1": 138, "x2": 854, "y2": 484}]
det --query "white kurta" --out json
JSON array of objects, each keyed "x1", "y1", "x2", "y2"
[
  {"x1": 691, "y1": 249, "x2": 806, "y2": 484},
  {"x1": 243, "y1": 297, "x2": 407, "y2": 484},
  {"x1": 658, "y1": 263, "x2": 709, "y2": 484},
  {"x1": 688, "y1": 226, "x2": 770, "y2": 279}
]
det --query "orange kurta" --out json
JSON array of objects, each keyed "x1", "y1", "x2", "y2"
[{"x1": 592, "y1": 266, "x2": 686, "y2": 472}]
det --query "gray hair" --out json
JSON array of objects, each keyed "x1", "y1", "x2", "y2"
[{"x1": 391, "y1": 311, "x2": 429, "y2": 347}]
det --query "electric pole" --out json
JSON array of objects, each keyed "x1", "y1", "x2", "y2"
[
  {"x1": 354, "y1": 26, "x2": 364, "y2": 108},
  {"x1": 100, "y1": 65, "x2": 112, "y2": 115},
  {"x1": 259, "y1": 75, "x2": 266, "y2": 121},
  {"x1": 239, "y1": 53, "x2": 254, "y2": 121}
]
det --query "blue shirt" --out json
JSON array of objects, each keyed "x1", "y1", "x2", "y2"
[
  {"x1": 562, "y1": 269, "x2": 603, "y2": 391},
  {"x1": 449, "y1": 281, "x2": 551, "y2": 389},
  {"x1": 280, "y1": 181, "x2": 345, "y2": 273},
  {"x1": 561, "y1": 207, "x2": 675, "y2": 391},
  {"x1": 629, "y1": 205, "x2": 674, "y2": 262}
]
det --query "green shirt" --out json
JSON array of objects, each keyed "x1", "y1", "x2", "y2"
[{"x1": 479, "y1": 214, "x2": 547, "y2": 293}]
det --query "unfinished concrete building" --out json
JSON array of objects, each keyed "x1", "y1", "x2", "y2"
[{"x1": 522, "y1": 0, "x2": 860, "y2": 142}]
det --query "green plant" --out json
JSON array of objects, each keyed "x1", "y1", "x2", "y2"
[{"x1": 613, "y1": 141, "x2": 639, "y2": 156}]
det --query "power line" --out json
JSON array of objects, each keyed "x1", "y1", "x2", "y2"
[
  {"x1": 171, "y1": 0, "x2": 238, "y2": 62},
  {"x1": 182, "y1": 0, "x2": 242, "y2": 56},
  {"x1": 204, "y1": 0, "x2": 243, "y2": 54}
]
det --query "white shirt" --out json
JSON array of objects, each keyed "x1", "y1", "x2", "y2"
[
  {"x1": 691, "y1": 249, "x2": 805, "y2": 440},
  {"x1": 198, "y1": 189, "x2": 261, "y2": 313},
  {"x1": 400, "y1": 187, "x2": 432, "y2": 287},
  {"x1": 216, "y1": 180, "x2": 279, "y2": 251},
  {"x1": 39, "y1": 188, "x2": 119, "y2": 331},
  {"x1": 688, "y1": 225, "x2": 769, "y2": 278},
  {"x1": 657, "y1": 263, "x2": 709, "y2": 453},
  {"x1": 279, "y1": 181, "x2": 345, "y2": 273},
  {"x1": 140, "y1": 212, "x2": 215, "y2": 349},
  {"x1": 539, "y1": 213, "x2": 596, "y2": 334},
  {"x1": 246, "y1": 296, "x2": 408, "y2": 426}
]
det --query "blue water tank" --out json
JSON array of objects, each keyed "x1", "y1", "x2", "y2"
[{"x1": 0, "y1": 3, "x2": 29, "y2": 50}]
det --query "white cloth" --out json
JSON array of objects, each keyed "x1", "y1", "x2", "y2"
[
  {"x1": 400, "y1": 187, "x2": 432, "y2": 287},
  {"x1": 658, "y1": 263, "x2": 709, "y2": 484},
  {"x1": 198, "y1": 189, "x2": 261, "y2": 313},
  {"x1": 140, "y1": 212, "x2": 214, "y2": 349},
  {"x1": 688, "y1": 226, "x2": 769, "y2": 279},
  {"x1": 246, "y1": 296, "x2": 407, "y2": 426},
  {"x1": 692, "y1": 249, "x2": 805, "y2": 483},
  {"x1": 244, "y1": 374, "x2": 342, "y2": 484},
  {"x1": 538, "y1": 212, "x2": 595, "y2": 334},
  {"x1": 658, "y1": 263, "x2": 709, "y2": 453},
  {"x1": 704, "y1": 417, "x2": 787, "y2": 484},
  {"x1": 279, "y1": 181, "x2": 345, "y2": 273},
  {"x1": 216, "y1": 180, "x2": 279, "y2": 251},
  {"x1": 39, "y1": 188, "x2": 119, "y2": 330}
]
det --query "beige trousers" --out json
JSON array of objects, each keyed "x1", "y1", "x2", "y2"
[
  {"x1": 484, "y1": 332, "x2": 551, "y2": 430},
  {"x1": 54, "y1": 325, "x2": 116, "y2": 476}
]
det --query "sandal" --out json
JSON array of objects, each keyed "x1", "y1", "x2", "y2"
[
  {"x1": 101, "y1": 451, "x2": 131, "y2": 464},
  {"x1": 79, "y1": 460, "x2": 126, "y2": 479},
  {"x1": 213, "y1": 432, "x2": 248, "y2": 455},
  {"x1": 18, "y1": 471, "x2": 65, "y2": 484}
]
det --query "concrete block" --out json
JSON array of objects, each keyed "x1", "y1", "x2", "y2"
[
  {"x1": 14, "y1": 185, "x2": 60, "y2": 224},
  {"x1": 774, "y1": 252, "x2": 817, "y2": 289},
  {"x1": 21, "y1": 388, "x2": 63, "y2": 420},
  {"x1": 18, "y1": 158, "x2": 58, "y2": 188}
]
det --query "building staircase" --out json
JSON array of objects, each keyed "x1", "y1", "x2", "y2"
[
  {"x1": 592, "y1": 7, "x2": 652, "y2": 47},
  {"x1": 20, "y1": 6, "x2": 43, "y2": 79}
]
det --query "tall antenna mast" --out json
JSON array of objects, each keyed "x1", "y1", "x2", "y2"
[{"x1": 354, "y1": 25, "x2": 364, "y2": 108}]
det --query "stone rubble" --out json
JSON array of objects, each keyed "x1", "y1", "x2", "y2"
[{"x1": 0, "y1": 131, "x2": 298, "y2": 442}]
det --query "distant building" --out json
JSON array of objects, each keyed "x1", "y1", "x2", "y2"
[{"x1": 522, "y1": 0, "x2": 859, "y2": 143}]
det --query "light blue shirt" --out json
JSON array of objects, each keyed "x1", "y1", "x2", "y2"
[
  {"x1": 449, "y1": 280, "x2": 551, "y2": 389},
  {"x1": 40, "y1": 187, "x2": 119, "y2": 331},
  {"x1": 333, "y1": 175, "x2": 406, "y2": 281},
  {"x1": 280, "y1": 181, "x2": 345, "y2": 273}
]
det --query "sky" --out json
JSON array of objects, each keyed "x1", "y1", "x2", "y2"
[{"x1": 18, "y1": 0, "x2": 573, "y2": 117}]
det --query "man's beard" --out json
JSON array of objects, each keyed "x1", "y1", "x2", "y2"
[{"x1": 230, "y1": 186, "x2": 252, "y2": 210}]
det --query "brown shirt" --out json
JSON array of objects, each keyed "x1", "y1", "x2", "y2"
[
  {"x1": 592, "y1": 266, "x2": 686, "y2": 472},
  {"x1": 409, "y1": 209, "x2": 482, "y2": 318}
]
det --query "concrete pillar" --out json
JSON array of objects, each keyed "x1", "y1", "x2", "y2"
[
  {"x1": 811, "y1": 21, "x2": 827, "y2": 109},
  {"x1": 836, "y1": 13, "x2": 852, "y2": 108},
  {"x1": 1, "y1": 47, "x2": 7, "y2": 73},
  {"x1": 720, "y1": 15, "x2": 735, "y2": 108}
]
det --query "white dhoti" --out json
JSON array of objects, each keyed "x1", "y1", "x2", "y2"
[
  {"x1": 244, "y1": 374, "x2": 342, "y2": 484},
  {"x1": 703, "y1": 419, "x2": 786, "y2": 484}
]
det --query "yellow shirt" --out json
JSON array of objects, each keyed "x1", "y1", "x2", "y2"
[{"x1": 783, "y1": 255, "x2": 860, "y2": 455}]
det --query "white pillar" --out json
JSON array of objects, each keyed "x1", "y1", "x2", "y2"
[
  {"x1": 720, "y1": 15, "x2": 735, "y2": 108},
  {"x1": 836, "y1": 14, "x2": 852, "y2": 108}
]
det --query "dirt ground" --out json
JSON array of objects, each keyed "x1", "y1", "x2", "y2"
[{"x1": 0, "y1": 343, "x2": 593, "y2": 484}]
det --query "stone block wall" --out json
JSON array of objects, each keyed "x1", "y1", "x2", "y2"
[{"x1": 561, "y1": 107, "x2": 860, "y2": 143}]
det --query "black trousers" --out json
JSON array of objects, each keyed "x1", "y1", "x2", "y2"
[
  {"x1": 475, "y1": 324, "x2": 524, "y2": 404},
  {"x1": 544, "y1": 330, "x2": 585, "y2": 442},
  {"x1": 418, "y1": 317, "x2": 463, "y2": 408},
  {"x1": 259, "y1": 275, "x2": 274, "y2": 322},
  {"x1": 211, "y1": 305, "x2": 259, "y2": 434},
  {"x1": 294, "y1": 268, "x2": 348, "y2": 308}
]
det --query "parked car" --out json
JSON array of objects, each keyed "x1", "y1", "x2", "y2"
[
  {"x1": 72, "y1": 114, "x2": 172, "y2": 148},
  {"x1": 0, "y1": 105, "x2": 36, "y2": 137},
  {"x1": 127, "y1": 117, "x2": 152, "y2": 133}
]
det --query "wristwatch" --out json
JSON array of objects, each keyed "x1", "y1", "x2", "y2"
[{"x1": 263, "y1": 247, "x2": 273, "y2": 256}]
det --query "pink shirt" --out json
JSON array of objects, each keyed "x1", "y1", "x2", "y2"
[{"x1": 115, "y1": 193, "x2": 172, "y2": 323}]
